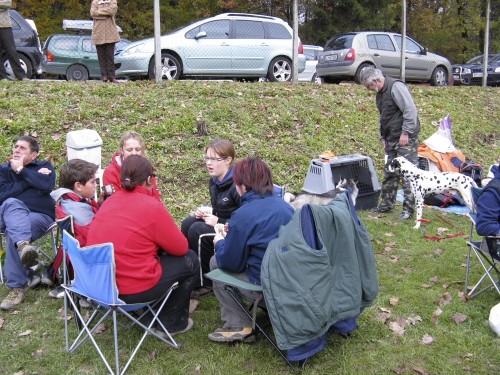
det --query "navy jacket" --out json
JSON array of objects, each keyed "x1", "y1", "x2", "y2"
[
  {"x1": 208, "y1": 166, "x2": 240, "y2": 224},
  {"x1": 476, "y1": 164, "x2": 500, "y2": 236},
  {"x1": 215, "y1": 190, "x2": 293, "y2": 285},
  {"x1": 0, "y1": 159, "x2": 56, "y2": 219}
]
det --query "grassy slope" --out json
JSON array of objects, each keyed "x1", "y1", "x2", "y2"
[{"x1": 0, "y1": 80, "x2": 499, "y2": 375}]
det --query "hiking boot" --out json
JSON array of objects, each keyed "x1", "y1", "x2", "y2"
[
  {"x1": 40, "y1": 267, "x2": 53, "y2": 287},
  {"x1": 208, "y1": 326, "x2": 256, "y2": 343},
  {"x1": 153, "y1": 318, "x2": 194, "y2": 338},
  {"x1": 371, "y1": 206, "x2": 391, "y2": 213},
  {"x1": 27, "y1": 269, "x2": 41, "y2": 289},
  {"x1": 0, "y1": 287, "x2": 26, "y2": 310},
  {"x1": 48, "y1": 286, "x2": 65, "y2": 299},
  {"x1": 17, "y1": 241, "x2": 38, "y2": 267},
  {"x1": 399, "y1": 212, "x2": 413, "y2": 220}
]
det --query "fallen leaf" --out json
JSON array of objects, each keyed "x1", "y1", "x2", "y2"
[
  {"x1": 437, "y1": 227, "x2": 449, "y2": 235},
  {"x1": 390, "y1": 297, "x2": 399, "y2": 305},
  {"x1": 194, "y1": 364, "x2": 202, "y2": 373},
  {"x1": 391, "y1": 364, "x2": 411, "y2": 374},
  {"x1": 94, "y1": 323, "x2": 106, "y2": 335},
  {"x1": 421, "y1": 333, "x2": 435, "y2": 345},
  {"x1": 402, "y1": 267, "x2": 412, "y2": 273},
  {"x1": 384, "y1": 232, "x2": 395, "y2": 237},
  {"x1": 19, "y1": 330, "x2": 32, "y2": 337},
  {"x1": 442, "y1": 284, "x2": 450, "y2": 289},
  {"x1": 422, "y1": 284, "x2": 432, "y2": 289},
  {"x1": 429, "y1": 276, "x2": 440, "y2": 283},
  {"x1": 0, "y1": 317, "x2": 4, "y2": 328},
  {"x1": 406, "y1": 315, "x2": 422, "y2": 325},
  {"x1": 463, "y1": 366, "x2": 472, "y2": 371},
  {"x1": 452, "y1": 313, "x2": 467, "y2": 324},
  {"x1": 379, "y1": 307, "x2": 391, "y2": 313},
  {"x1": 463, "y1": 353, "x2": 473, "y2": 360},
  {"x1": 376, "y1": 310, "x2": 392, "y2": 323},
  {"x1": 435, "y1": 248, "x2": 443, "y2": 255},
  {"x1": 412, "y1": 366, "x2": 430, "y2": 375},
  {"x1": 389, "y1": 255, "x2": 400, "y2": 263},
  {"x1": 438, "y1": 292, "x2": 452, "y2": 306},
  {"x1": 389, "y1": 321, "x2": 405, "y2": 336}
]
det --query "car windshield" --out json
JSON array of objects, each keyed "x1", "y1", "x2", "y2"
[
  {"x1": 466, "y1": 54, "x2": 500, "y2": 65},
  {"x1": 324, "y1": 34, "x2": 354, "y2": 51}
]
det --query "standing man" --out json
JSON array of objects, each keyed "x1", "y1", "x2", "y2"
[
  {"x1": 91, "y1": 0, "x2": 120, "y2": 83},
  {"x1": 0, "y1": 136, "x2": 55, "y2": 310},
  {"x1": 0, "y1": 0, "x2": 26, "y2": 81},
  {"x1": 360, "y1": 67, "x2": 420, "y2": 220}
]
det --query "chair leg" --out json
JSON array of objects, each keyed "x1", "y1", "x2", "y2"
[
  {"x1": 467, "y1": 248, "x2": 500, "y2": 299},
  {"x1": 225, "y1": 285, "x2": 299, "y2": 371}
]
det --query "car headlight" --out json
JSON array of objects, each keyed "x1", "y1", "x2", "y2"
[
  {"x1": 120, "y1": 43, "x2": 151, "y2": 56},
  {"x1": 463, "y1": 68, "x2": 471, "y2": 74},
  {"x1": 494, "y1": 67, "x2": 500, "y2": 73}
]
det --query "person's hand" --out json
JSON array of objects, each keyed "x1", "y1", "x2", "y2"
[
  {"x1": 203, "y1": 214, "x2": 218, "y2": 227},
  {"x1": 399, "y1": 133, "x2": 409, "y2": 146},
  {"x1": 37, "y1": 168, "x2": 52, "y2": 175},
  {"x1": 10, "y1": 155, "x2": 24, "y2": 171},
  {"x1": 194, "y1": 208, "x2": 205, "y2": 219},
  {"x1": 213, "y1": 233, "x2": 224, "y2": 244}
]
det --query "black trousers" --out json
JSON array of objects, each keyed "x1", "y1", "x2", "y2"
[
  {"x1": 96, "y1": 43, "x2": 116, "y2": 80},
  {"x1": 0, "y1": 27, "x2": 25, "y2": 79},
  {"x1": 119, "y1": 250, "x2": 199, "y2": 332}
]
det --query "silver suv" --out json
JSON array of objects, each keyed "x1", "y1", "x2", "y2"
[
  {"x1": 115, "y1": 13, "x2": 306, "y2": 82},
  {"x1": 316, "y1": 32, "x2": 451, "y2": 86}
]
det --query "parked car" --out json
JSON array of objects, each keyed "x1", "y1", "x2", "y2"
[
  {"x1": 115, "y1": 13, "x2": 306, "y2": 82},
  {"x1": 42, "y1": 20, "x2": 129, "y2": 81},
  {"x1": 316, "y1": 31, "x2": 452, "y2": 86},
  {"x1": 452, "y1": 53, "x2": 500, "y2": 86},
  {"x1": 298, "y1": 45, "x2": 323, "y2": 83},
  {"x1": 6, "y1": 9, "x2": 42, "y2": 79}
]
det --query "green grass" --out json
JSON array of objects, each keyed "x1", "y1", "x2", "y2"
[{"x1": 0, "y1": 80, "x2": 499, "y2": 374}]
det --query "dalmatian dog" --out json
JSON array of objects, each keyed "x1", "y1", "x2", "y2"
[{"x1": 388, "y1": 156, "x2": 477, "y2": 229}]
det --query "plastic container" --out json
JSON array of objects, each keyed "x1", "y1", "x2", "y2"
[{"x1": 66, "y1": 129, "x2": 103, "y2": 168}]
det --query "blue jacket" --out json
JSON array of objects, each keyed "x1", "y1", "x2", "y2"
[
  {"x1": 0, "y1": 160, "x2": 56, "y2": 219},
  {"x1": 215, "y1": 190, "x2": 293, "y2": 285},
  {"x1": 476, "y1": 164, "x2": 500, "y2": 236}
]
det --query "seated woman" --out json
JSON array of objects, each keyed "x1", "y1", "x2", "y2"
[
  {"x1": 102, "y1": 131, "x2": 161, "y2": 200},
  {"x1": 87, "y1": 155, "x2": 199, "y2": 336},
  {"x1": 208, "y1": 158, "x2": 294, "y2": 343},
  {"x1": 181, "y1": 139, "x2": 240, "y2": 294}
]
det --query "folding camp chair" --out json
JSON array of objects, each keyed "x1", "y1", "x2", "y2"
[
  {"x1": 205, "y1": 268, "x2": 300, "y2": 371},
  {"x1": 61, "y1": 231, "x2": 180, "y2": 375},
  {"x1": 0, "y1": 222, "x2": 58, "y2": 284},
  {"x1": 464, "y1": 187, "x2": 500, "y2": 299}
]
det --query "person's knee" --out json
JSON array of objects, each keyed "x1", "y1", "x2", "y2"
[{"x1": 209, "y1": 255, "x2": 219, "y2": 271}]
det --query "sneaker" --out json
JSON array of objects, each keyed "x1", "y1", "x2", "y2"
[
  {"x1": 399, "y1": 212, "x2": 413, "y2": 220},
  {"x1": 17, "y1": 241, "x2": 38, "y2": 267},
  {"x1": 208, "y1": 326, "x2": 256, "y2": 343},
  {"x1": 0, "y1": 287, "x2": 26, "y2": 310},
  {"x1": 40, "y1": 267, "x2": 53, "y2": 287},
  {"x1": 27, "y1": 269, "x2": 41, "y2": 289},
  {"x1": 153, "y1": 318, "x2": 194, "y2": 338},
  {"x1": 48, "y1": 286, "x2": 65, "y2": 299}
]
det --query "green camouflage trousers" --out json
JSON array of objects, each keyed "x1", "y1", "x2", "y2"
[{"x1": 378, "y1": 138, "x2": 418, "y2": 214}]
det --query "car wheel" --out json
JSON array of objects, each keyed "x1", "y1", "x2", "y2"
[
  {"x1": 312, "y1": 73, "x2": 323, "y2": 84},
  {"x1": 267, "y1": 56, "x2": 292, "y2": 82},
  {"x1": 4, "y1": 55, "x2": 31, "y2": 79},
  {"x1": 66, "y1": 65, "x2": 89, "y2": 81},
  {"x1": 354, "y1": 63, "x2": 373, "y2": 84},
  {"x1": 148, "y1": 53, "x2": 182, "y2": 80},
  {"x1": 430, "y1": 66, "x2": 448, "y2": 86}
]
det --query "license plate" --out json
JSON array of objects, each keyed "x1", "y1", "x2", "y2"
[
  {"x1": 325, "y1": 54, "x2": 338, "y2": 61},
  {"x1": 472, "y1": 72, "x2": 483, "y2": 77}
]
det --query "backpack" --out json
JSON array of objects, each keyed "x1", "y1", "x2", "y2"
[{"x1": 459, "y1": 161, "x2": 484, "y2": 187}]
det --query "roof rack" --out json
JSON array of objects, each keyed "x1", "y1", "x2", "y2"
[{"x1": 62, "y1": 20, "x2": 122, "y2": 33}]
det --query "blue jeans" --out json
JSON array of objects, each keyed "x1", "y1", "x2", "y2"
[{"x1": 0, "y1": 198, "x2": 53, "y2": 288}]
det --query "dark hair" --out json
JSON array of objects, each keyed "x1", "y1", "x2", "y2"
[
  {"x1": 205, "y1": 139, "x2": 236, "y2": 164},
  {"x1": 233, "y1": 158, "x2": 274, "y2": 196},
  {"x1": 59, "y1": 159, "x2": 99, "y2": 190},
  {"x1": 17, "y1": 135, "x2": 39, "y2": 153},
  {"x1": 120, "y1": 155, "x2": 154, "y2": 191}
]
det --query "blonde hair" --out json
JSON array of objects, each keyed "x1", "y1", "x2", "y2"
[{"x1": 119, "y1": 131, "x2": 146, "y2": 156}]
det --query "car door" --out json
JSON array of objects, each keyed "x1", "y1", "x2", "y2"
[
  {"x1": 366, "y1": 33, "x2": 400, "y2": 77},
  {"x1": 231, "y1": 20, "x2": 268, "y2": 73},
  {"x1": 181, "y1": 20, "x2": 231, "y2": 73},
  {"x1": 393, "y1": 35, "x2": 433, "y2": 80},
  {"x1": 81, "y1": 37, "x2": 101, "y2": 78}
]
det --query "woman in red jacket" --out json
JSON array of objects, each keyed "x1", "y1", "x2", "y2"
[
  {"x1": 87, "y1": 155, "x2": 198, "y2": 335},
  {"x1": 102, "y1": 131, "x2": 161, "y2": 200}
]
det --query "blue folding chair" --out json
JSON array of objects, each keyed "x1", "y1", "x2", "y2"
[{"x1": 61, "y1": 231, "x2": 180, "y2": 375}]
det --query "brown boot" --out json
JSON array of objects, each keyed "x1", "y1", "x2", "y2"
[
  {"x1": 102, "y1": 75, "x2": 108, "y2": 82},
  {"x1": 17, "y1": 241, "x2": 38, "y2": 267},
  {"x1": 0, "y1": 287, "x2": 26, "y2": 310}
]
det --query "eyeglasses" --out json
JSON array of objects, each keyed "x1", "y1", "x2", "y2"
[{"x1": 204, "y1": 156, "x2": 227, "y2": 162}]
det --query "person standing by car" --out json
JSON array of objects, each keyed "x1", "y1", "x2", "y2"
[
  {"x1": 90, "y1": 0, "x2": 120, "y2": 83},
  {"x1": 359, "y1": 66, "x2": 420, "y2": 220},
  {"x1": 0, "y1": 0, "x2": 26, "y2": 81}
]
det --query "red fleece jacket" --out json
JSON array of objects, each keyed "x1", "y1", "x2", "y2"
[{"x1": 86, "y1": 186, "x2": 188, "y2": 294}]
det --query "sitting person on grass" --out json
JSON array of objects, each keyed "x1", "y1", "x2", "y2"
[
  {"x1": 47, "y1": 159, "x2": 100, "y2": 298},
  {"x1": 208, "y1": 158, "x2": 293, "y2": 343},
  {"x1": 102, "y1": 131, "x2": 161, "y2": 200},
  {"x1": 181, "y1": 139, "x2": 240, "y2": 297},
  {"x1": 87, "y1": 155, "x2": 199, "y2": 337}
]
